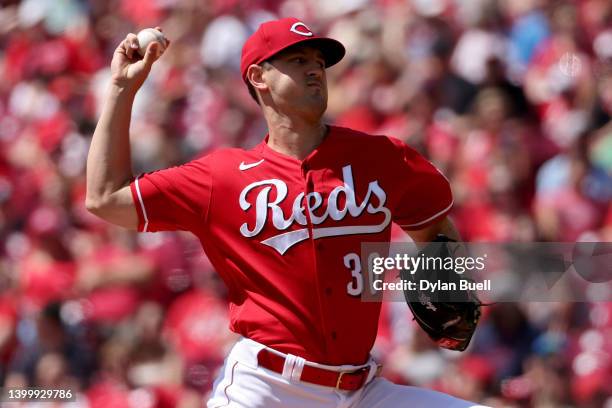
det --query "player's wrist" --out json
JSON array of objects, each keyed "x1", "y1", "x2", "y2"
[{"x1": 108, "y1": 81, "x2": 139, "y2": 99}]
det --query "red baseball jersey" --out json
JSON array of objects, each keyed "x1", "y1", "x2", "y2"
[{"x1": 130, "y1": 125, "x2": 452, "y2": 365}]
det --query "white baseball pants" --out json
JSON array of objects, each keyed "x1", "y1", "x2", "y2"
[{"x1": 207, "y1": 337, "x2": 490, "y2": 408}]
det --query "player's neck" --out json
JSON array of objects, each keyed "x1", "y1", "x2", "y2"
[{"x1": 265, "y1": 115, "x2": 327, "y2": 161}]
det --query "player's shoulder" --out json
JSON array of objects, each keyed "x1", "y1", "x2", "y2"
[{"x1": 330, "y1": 125, "x2": 409, "y2": 154}]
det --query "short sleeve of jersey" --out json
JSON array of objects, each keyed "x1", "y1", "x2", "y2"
[
  {"x1": 389, "y1": 138, "x2": 453, "y2": 230},
  {"x1": 129, "y1": 156, "x2": 212, "y2": 234}
]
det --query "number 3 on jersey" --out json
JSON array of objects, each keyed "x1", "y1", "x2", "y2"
[
  {"x1": 344, "y1": 252, "x2": 380, "y2": 296},
  {"x1": 344, "y1": 253, "x2": 363, "y2": 296}
]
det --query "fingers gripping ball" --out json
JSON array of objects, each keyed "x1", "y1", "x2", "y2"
[{"x1": 136, "y1": 28, "x2": 166, "y2": 57}]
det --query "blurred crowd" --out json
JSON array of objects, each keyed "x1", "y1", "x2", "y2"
[{"x1": 0, "y1": 0, "x2": 611, "y2": 406}]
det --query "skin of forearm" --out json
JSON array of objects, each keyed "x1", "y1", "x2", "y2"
[
  {"x1": 86, "y1": 85, "x2": 136, "y2": 204},
  {"x1": 438, "y1": 218, "x2": 461, "y2": 241}
]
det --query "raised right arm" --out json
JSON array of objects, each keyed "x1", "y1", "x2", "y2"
[{"x1": 85, "y1": 30, "x2": 168, "y2": 229}]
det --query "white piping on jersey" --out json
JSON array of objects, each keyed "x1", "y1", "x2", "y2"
[
  {"x1": 240, "y1": 165, "x2": 392, "y2": 254},
  {"x1": 399, "y1": 199, "x2": 453, "y2": 228},
  {"x1": 134, "y1": 176, "x2": 149, "y2": 232},
  {"x1": 239, "y1": 159, "x2": 265, "y2": 171}
]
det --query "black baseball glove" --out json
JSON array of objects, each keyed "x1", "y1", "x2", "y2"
[{"x1": 400, "y1": 235, "x2": 481, "y2": 351}]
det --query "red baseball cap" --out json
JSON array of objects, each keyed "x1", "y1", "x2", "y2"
[{"x1": 240, "y1": 17, "x2": 345, "y2": 83}]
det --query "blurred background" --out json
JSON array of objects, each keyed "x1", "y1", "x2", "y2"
[{"x1": 0, "y1": 0, "x2": 611, "y2": 406}]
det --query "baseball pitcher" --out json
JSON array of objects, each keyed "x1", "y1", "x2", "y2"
[{"x1": 86, "y1": 17, "x2": 489, "y2": 408}]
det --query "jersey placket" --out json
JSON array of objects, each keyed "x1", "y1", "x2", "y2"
[{"x1": 300, "y1": 159, "x2": 335, "y2": 357}]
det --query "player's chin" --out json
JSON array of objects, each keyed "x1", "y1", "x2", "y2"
[
  {"x1": 306, "y1": 92, "x2": 327, "y2": 109},
  {"x1": 306, "y1": 98, "x2": 327, "y2": 117}
]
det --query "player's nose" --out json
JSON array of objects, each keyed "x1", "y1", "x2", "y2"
[{"x1": 305, "y1": 61, "x2": 324, "y2": 81}]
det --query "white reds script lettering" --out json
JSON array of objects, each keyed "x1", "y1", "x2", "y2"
[{"x1": 239, "y1": 165, "x2": 391, "y2": 254}]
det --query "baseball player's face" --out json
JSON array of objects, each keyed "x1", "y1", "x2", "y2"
[{"x1": 264, "y1": 45, "x2": 327, "y2": 119}]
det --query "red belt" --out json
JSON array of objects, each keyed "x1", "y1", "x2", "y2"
[{"x1": 256, "y1": 349, "x2": 371, "y2": 391}]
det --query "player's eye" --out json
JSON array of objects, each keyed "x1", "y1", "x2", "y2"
[{"x1": 292, "y1": 57, "x2": 305, "y2": 64}]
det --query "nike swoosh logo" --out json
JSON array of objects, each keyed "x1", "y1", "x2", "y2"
[{"x1": 239, "y1": 159, "x2": 265, "y2": 171}]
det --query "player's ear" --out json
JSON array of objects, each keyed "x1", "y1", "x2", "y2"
[{"x1": 247, "y1": 64, "x2": 268, "y2": 93}]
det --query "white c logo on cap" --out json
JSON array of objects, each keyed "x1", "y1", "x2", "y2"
[{"x1": 290, "y1": 22, "x2": 313, "y2": 37}]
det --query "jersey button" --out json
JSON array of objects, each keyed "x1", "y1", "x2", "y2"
[
  {"x1": 331, "y1": 331, "x2": 337, "y2": 340},
  {"x1": 325, "y1": 287, "x2": 332, "y2": 296}
]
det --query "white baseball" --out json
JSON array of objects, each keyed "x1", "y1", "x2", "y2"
[{"x1": 136, "y1": 28, "x2": 166, "y2": 57}]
